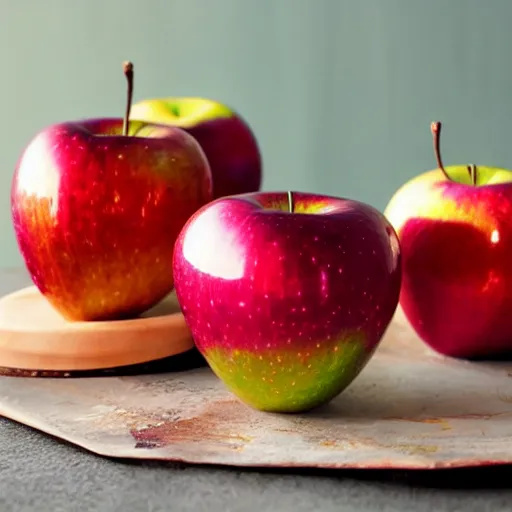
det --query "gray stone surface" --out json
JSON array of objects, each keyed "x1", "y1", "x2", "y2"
[{"x1": 1, "y1": 269, "x2": 512, "y2": 511}]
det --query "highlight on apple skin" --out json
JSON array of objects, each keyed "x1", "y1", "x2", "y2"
[
  {"x1": 384, "y1": 121, "x2": 512, "y2": 359},
  {"x1": 130, "y1": 97, "x2": 262, "y2": 199},
  {"x1": 11, "y1": 62, "x2": 213, "y2": 322},
  {"x1": 172, "y1": 191, "x2": 402, "y2": 413}
]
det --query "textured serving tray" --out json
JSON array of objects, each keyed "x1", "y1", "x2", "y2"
[{"x1": 0, "y1": 307, "x2": 512, "y2": 470}]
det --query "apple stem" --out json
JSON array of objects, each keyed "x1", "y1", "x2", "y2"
[
  {"x1": 287, "y1": 191, "x2": 294, "y2": 213},
  {"x1": 467, "y1": 164, "x2": 478, "y2": 186},
  {"x1": 430, "y1": 122, "x2": 451, "y2": 181},
  {"x1": 122, "y1": 61, "x2": 134, "y2": 137}
]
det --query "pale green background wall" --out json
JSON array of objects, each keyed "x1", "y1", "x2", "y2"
[{"x1": 2, "y1": 0, "x2": 512, "y2": 268}]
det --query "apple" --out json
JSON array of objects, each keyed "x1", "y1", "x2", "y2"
[
  {"x1": 172, "y1": 191, "x2": 401, "y2": 413},
  {"x1": 11, "y1": 62, "x2": 213, "y2": 322},
  {"x1": 130, "y1": 97, "x2": 262, "y2": 199},
  {"x1": 384, "y1": 121, "x2": 512, "y2": 359}
]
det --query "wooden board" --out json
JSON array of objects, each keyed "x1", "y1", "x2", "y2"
[
  {"x1": 0, "y1": 286, "x2": 194, "y2": 372},
  {"x1": 0, "y1": 307, "x2": 511, "y2": 470}
]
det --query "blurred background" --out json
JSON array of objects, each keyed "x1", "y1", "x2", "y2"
[{"x1": 2, "y1": 0, "x2": 512, "y2": 268}]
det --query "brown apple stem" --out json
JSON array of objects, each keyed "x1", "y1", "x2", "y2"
[
  {"x1": 430, "y1": 121, "x2": 451, "y2": 181},
  {"x1": 122, "y1": 61, "x2": 134, "y2": 136},
  {"x1": 287, "y1": 191, "x2": 294, "y2": 213},
  {"x1": 467, "y1": 164, "x2": 478, "y2": 185}
]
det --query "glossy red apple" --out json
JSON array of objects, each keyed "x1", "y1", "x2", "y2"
[
  {"x1": 11, "y1": 62, "x2": 213, "y2": 322},
  {"x1": 130, "y1": 97, "x2": 262, "y2": 199},
  {"x1": 385, "y1": 121, "x2": 512, "y2": 359},
  {"x1": 173, "y1": 191, "x2": 401, "y2": 412}
]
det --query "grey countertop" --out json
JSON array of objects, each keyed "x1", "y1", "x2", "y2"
[{"x1": 1, "y1": 269, "x2": 511, "y2": 512}]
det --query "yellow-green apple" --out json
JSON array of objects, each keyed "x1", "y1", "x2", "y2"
[
  {"x1": 11, "y1": 62, "x2": 213, "y2": 322},
  {"x1": 130, "y1": 97, "x2": 261, "y2": 199},
  {"x1": 385, "y1": 121, "x2": 512, "y2": 359},
  {"x1": 172, "y1": 191, "x2": 402, "y2": 413}
]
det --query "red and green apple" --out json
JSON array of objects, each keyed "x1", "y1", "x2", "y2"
[
  {"x1": 11, "y1": 62, "x2": 213, "y2": 322},
  {"x1": 385, "y1": 121, "x2": 512, "y2": 359},
  {"x1": 130, "y1": 97, "x2": 262, "y2": 199},
  {"x1": 172, "y1": 191, "x2": 402, "y2": 413}
]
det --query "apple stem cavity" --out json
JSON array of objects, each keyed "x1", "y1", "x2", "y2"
[
  {"x1": 287, "y1": 191, "x2": 294, "y2": 213},
  {"x1": 122, "y1": 61, "x2": 134, "y2": 137},
  {"x1": 431, "y1": 121, "x2": 479, "y2": 186}
]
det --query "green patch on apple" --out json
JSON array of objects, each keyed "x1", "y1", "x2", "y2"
[
  {"x1": 438, "y1": 165, "x2": 512, "y2": 186},
  {"x1": 89, "y1": 119, "x2": 169, "y2": 138},
  {"x1": 254, "y1": 191, "x2": 337, "y2": 215},
  {"x1": 131, "y1": 97, "x2": 234, "y2": 129},
  {"x1": 205, "y1": 336, "x2": 367, "y2": 413}
]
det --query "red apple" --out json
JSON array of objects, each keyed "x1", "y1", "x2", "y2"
[
  {"x1": 11, "y1": 62, "x2": 213, "y2": 322},
  {"x1": 172, "y1": 191, "x2": 401, "y2": 412},
  {"x1": 130, "y1": 97, "x2": 262, "y2": 199},
  {"x1": 385, "y1": 121, "x2": 512, "y2": 359}
]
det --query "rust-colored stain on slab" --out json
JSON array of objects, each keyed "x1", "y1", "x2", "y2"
[
  {"x1": 0, "y1": 308, "x2": 512, "y2": 470},
  {"x1": 130, "y1": 399, "x2": 253, "y2": 450}
]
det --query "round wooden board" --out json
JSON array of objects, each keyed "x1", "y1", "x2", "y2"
[{"x1": 0, "y1": 286, "x2": 195, "y2": 372}]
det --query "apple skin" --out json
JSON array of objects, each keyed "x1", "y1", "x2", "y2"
[
  {"x1": 384, "y1": 165, "x2": 512, "y2": 359},
  {"x1": 11, "y1": 118, "x2": 213, "y2": 322},
  {"x1": 172, "y1": 191, "x2": 401, "y2": 413},
  {"x1": 130, "y1": 97, "x2": 262, "y2": 199}
]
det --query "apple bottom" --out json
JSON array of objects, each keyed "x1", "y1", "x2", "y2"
[
  {"x1": 202, "y1": 335, "x2": 368, "y2": 413},
  {"x1": 27, "y1": 247, "x2": 175, "y2": 322}
]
